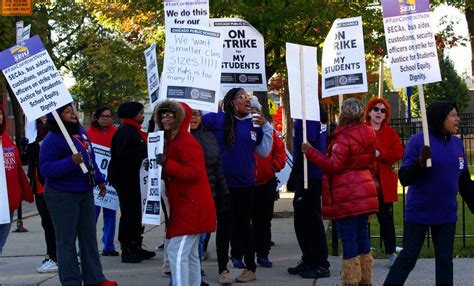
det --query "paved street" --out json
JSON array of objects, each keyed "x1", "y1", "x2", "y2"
[{"x1": 2, "y1": 193, "x2": 474, "y2": 285}]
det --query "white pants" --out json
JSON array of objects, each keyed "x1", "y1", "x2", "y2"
[{"x1": 168, "y1": 234, "x2": 201, "y2": 286}]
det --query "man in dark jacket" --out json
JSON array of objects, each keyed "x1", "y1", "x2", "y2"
[{"x1": 108, "y1": 101, "x2": 155, "y2": 263}]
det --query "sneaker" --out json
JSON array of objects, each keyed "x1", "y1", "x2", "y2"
[
  {"x1": 395, "y1": 246, "x2": 403, "y2": 254},
  {"x1": 219, "y1": 270, "x2": 233, "y2": 285},
  {"x1": 269, "y1": 241, "x2": 275, "y2": 247},
  {"x1": 235, "y1": 269, "x2": 256, "y2": 283},
  {"x1": 388, "y1": 253, "x2": 398, "y2": 268},
  {"x1": 299, "y1": 266, "x2": 330, "y2": 279},
  {"x1": 202, "y1": 251, "x2": 210, "y2": 261},
  {"x1": 287, "y1": 261, "x2": 310, "y2": 275},
  {"x1": 36, "y1": 259, "x2": 58, "y2": 273},
  {"x1": 161, "y1": 264, "x2": 171, "y2": 277},
  {"x1": 257, "y1": 256, "x2": 273, "y2": 268},
  {"x1": 232, "y1": 258, "x2": 245, "y2": 269},
  {"x1": 156, "y1": 241, "x2": 165, "y2": 251},
  {"x1": 102, "y1": 250, "x2": 120, "y2": 256}
]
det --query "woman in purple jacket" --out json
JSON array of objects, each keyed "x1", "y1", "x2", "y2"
[{"x1": 40, "y1": 103, "x2": 116, "y2": 286}]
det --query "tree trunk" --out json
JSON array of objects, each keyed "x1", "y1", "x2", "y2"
[
  {"x1": 466, "y1": 8, "x2": 474, "y2": 81},
  {"x1": 282, "y1": 83, "x2": 293, "y2": 153}
]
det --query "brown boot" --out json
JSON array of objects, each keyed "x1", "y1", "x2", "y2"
[
  {"x1": 359, "y1": 252, "x2": 374, "y2": 286},
  {"x1": 341, "y1": 257, "x2": 361, "y2": 286}
]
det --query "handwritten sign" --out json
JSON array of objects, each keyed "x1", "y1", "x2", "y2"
[{"x1": 160, "y1": 27, "x2": 223, "y2": 112}]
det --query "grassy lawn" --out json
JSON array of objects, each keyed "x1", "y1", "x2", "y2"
[{"x1": 327, "y1": 195, "x2": 474, "y2": 259}]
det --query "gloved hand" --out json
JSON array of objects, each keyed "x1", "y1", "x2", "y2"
[
  {"x1": 156, "y1": 153, "x2": 167, "y2": 166},
  {"x1": 418, "y1": 146, "x2": 432, "y2": 167}
]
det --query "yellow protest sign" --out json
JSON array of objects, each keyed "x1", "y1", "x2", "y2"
[{"x1": 0, "y1": 0, "x2": 32, "y2": 16}]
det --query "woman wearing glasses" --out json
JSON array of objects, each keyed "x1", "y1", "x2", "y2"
[
  {"x1": 201, "y1": 88, "x2": 273, "y2": 283},
  {"x1": 365, "y1": 98, "x2": 404, "y2": 268}
]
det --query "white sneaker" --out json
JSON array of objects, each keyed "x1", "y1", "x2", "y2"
[
  {"x1": 395, "y1": 246, "x2": 403, "y2": 254},
  {"x1": 388, "y1": 253, "x2": 398, "y2": 268},
  {"x1": 36, "y1": 259, "x2": 58, "y2": 273}
]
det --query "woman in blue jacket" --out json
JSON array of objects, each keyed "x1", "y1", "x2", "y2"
[
  {"x1": 40, "y1": 103, "x2": 116, "y2": 286},
  {"x1": 385, "y1": 101, "x2": 470, "y2": 285}
]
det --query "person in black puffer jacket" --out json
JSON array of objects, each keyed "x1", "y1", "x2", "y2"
[{"x1": 190, "y1": 109, "x2": 233, "y2": 285}]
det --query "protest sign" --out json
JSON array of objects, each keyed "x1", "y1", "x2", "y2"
[
  {"x1": 139, "y1": 159, "x2": 148, "y2": 212},
  {"x1": 322, "y1": 16, "x2": 368, "y2": 98},
  {"x1": 144, "y1": 42, "x2": 160, "y2": 109},
  {"x1": 92, "y1": 144, "x2": 119, "y2": 211},
  {"x1": 0, "y1": 0, "x2": 32, "y2": 16},
  {"x1": 0, "y1": 35, "x2": 73, "y2": 121},
  {"x1": 0, "y1": 138, "x2": 10, "y2": 224},
  {"x1": 276, "y1": 149, "x2": 292, "y2": 191},
  {"x1": 382, "y1": 0, "x2": 441, "y2": 88},
  {"x1": 210, "y1": 18, "x2": 267, "y2": 96},
  {"x1": 164, "y1": 0, "x2": 209, "y2": 29},
  {"x1": 285, "y1": 43, "x2": 320, "y2": 121},
  {"x1": 160, "y1": 27, "x2": 223, "y2": 112},
  {"x1": 142, "y1": 131, "x2": 164, "y2": 225}
]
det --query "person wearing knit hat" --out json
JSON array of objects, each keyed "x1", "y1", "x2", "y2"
[
  {"x1": 108, "y1": 102, "x2": 155, "y2": 263},
  {"x1": 117, "y1": 102, "x2": 144, "y2": 119},
  {"x1": 301, "y1": 97, "x2": 378, "y2": 285}
]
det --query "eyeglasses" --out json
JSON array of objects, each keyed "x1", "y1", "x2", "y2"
[
  {"x1": 99, "y1": 115, "x2": 112, "y2": 119},
  {"x1": 161, "y1": 113, "x2": 176, "y2": 119},
  {"x1": 192, "y1": 112, "x2": 201, "y2": 117},
  {"x1": 372, "y1": 107, "x2": 387, "y2": 114},
  {"x1": 235, "y1": 93, "x2": 252, "y2": 101}
]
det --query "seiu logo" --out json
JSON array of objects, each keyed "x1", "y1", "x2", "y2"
[
  {"x1": 399, "y1": 0, "x2": 416, "y2": 14},
  {"x1": 10, "y1": 46, "x2": 30, "y2": 62}
]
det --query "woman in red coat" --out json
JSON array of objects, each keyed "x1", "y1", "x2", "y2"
[
  {"x1": 155, "y1": 100, "x2": 216, "y2": 286},
  {"x1": 365, "y1": 97, "x2": 404, "y2": 268},
  {"x1": 302, "y1": 98, "x2": 378, "y2": 285},
  {"x1": 0, "y1": 104, "x2": 34, "y2": 255}
]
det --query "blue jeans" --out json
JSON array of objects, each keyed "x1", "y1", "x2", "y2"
[
  {"x1": 45, "y1": 187, "x2": 106, "y2": 285},
  {"x1": 384, "y1": 222, "x2": 455, "y2": 285},
  {"x1": 95, "y1": 206, "x2": 117, "y2": 252},
  {"x1": 0, "y1": 214, "x2": 13, "y2": 255},
  {"x1": 335, "y1": 214, "x2": 370, "y2": 259}
]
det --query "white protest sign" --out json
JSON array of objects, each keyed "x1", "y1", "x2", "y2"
[
  {"x1": 144, "y1": 42, "x2": 160, "y2": 109},
  {"x1": 382, "y1": 0, "x2": 441, "y2": 88},
  {"x1": 322, "y1": 16, "x2": 368, "y2": 98},
  {"x1": 142, "y1": 131, "x2": 164, "y2": 225},
  {"x1": 92, "y1": 144, "x2": 119, "y2": 211},
  {"x1": 210, "y1": 18, "x2": 267, "y2": 96},
  {"x1": 164, "y1": 0, "x2": 209, "y2": 29},
  {"x1": 16, "y1": 21, "x2": 23, "y2": 44},
  {"x1": 0, "y1": 138, "x2": 10, "y2": 224},
  {"x1": 160, "y1": 27, "x2": 223, "y2": 112},
  {"x1": 139, "y1": 159, "x2": 148, "y2": 212},
  {"x1": 285, "y1": 43, "x2": 320, "y2": 121},
  {"x1": 0, "y1": 35, "x2": 73, "y2": 121},
  {"x1": 276, "y1": 149, "x2": 293, "y2": 191},
  {"x1": 22, "y1": 24, "x2": 31, "y2": 41}
]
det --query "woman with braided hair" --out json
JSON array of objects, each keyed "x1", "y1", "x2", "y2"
[{"x1": 202, "y1": 88, "x2": 273, "y2": 283}]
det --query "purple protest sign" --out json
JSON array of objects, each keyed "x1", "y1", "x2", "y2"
[{"x1": 381, "y1": 0, "x2": 430, "y2": 18}]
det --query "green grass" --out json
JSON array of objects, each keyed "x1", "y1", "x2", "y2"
[{"x1": 327, "y1": 194, "x2": 474, "y2": 258}]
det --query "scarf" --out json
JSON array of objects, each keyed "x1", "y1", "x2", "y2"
[{"x1": 122, "y1": 118, "x2": 147, "y2": 142}]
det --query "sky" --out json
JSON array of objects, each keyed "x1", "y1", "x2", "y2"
[{"x1": 433, "y1": 4, "x2": 472, "y2": 89}]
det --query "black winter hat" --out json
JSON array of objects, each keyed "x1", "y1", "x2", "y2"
[
  {"x1": 117, "y1": 102, "x2": 144, "y2": 119},
  {"x1": 427, "y1": 101, "x2": 458, "y2": 139}
]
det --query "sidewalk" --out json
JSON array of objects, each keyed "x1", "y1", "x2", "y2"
[{"x1": 1, "y1": 193, "x2": 473, "y2": 285}]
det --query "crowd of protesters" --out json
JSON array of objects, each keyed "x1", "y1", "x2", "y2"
[{"x1": 1, "y1": 93, "x2": 473, "y2": 286}]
